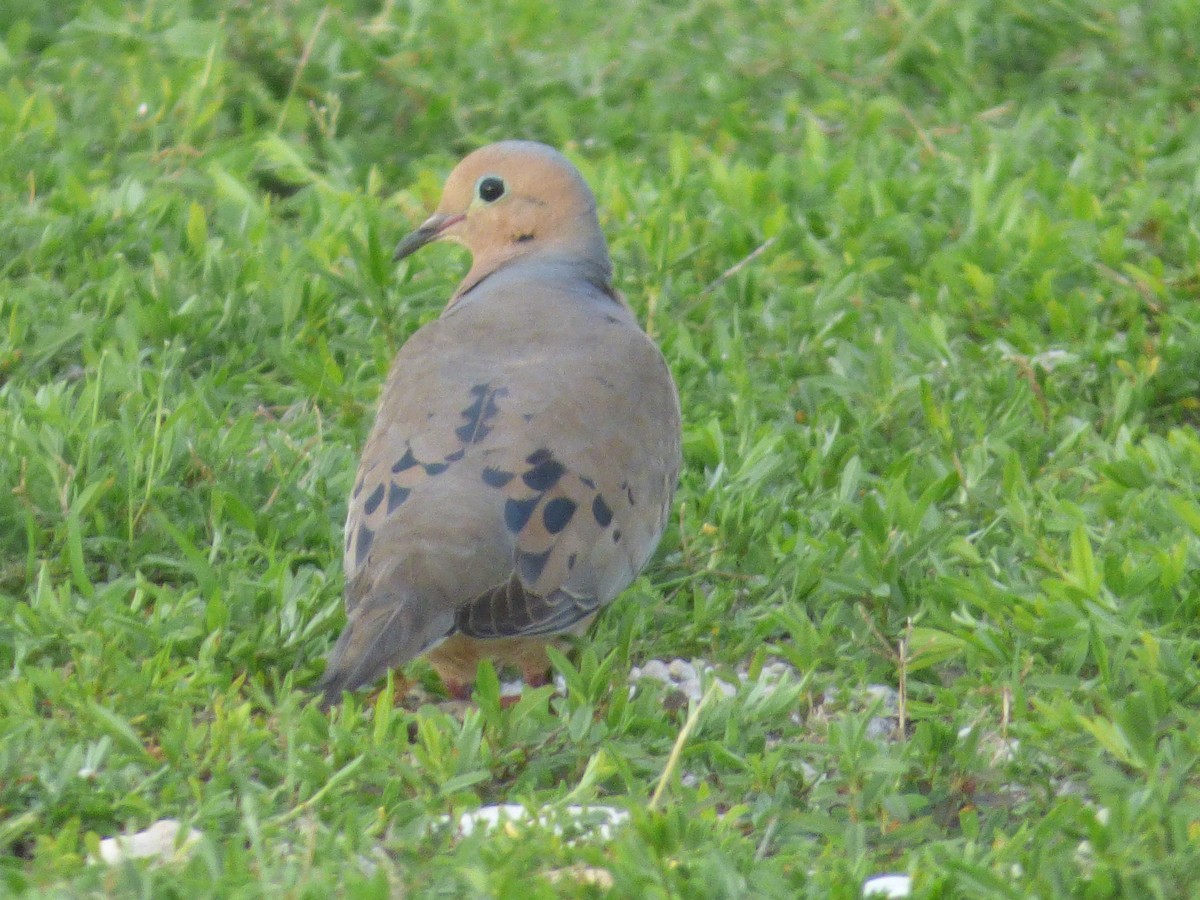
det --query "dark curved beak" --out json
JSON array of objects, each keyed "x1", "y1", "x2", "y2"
[{"x1": 393, "y1": 213, "x2": 464, "y2": 261}]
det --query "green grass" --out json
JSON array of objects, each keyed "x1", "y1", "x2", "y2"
[{"x1": 2, "y1": 0, "x2": 1200, "y2": 895}]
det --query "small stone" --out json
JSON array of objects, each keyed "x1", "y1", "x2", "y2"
[
  {"x1": 864, "y1": 684, "x2": 899, "y2": 715},
  {"x1": 866, "y1": 717, "x2": 897, "y2": 742},
  {"x1": 447, "y1": 805, "x2": 630, "y2": 843},
  {"x1": 863, "y1": 874, "x2": 912, "y2": 897},
  {"x1": 640, "y1": 659, "x2": 671, "y2": 683},
  {"x1": 544, "y1": 865, "x2": 615, "y2": 889},
  {"x1": 677, "y1": 678, "x2": 702, "y2": 702},
  {"x1": 93, "y1": 819, "x2": 201, "y2": 866}
]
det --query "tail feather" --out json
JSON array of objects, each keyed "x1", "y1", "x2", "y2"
[{"x1": 315, "y1": 591, "x2": 454, "y2": 707}]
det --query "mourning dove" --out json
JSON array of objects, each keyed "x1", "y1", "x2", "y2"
[{"x1": 317, "y1": 141, "x2": 681, "y2": 706}]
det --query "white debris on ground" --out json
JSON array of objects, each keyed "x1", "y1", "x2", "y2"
[
  {"x1": 995, "y1": 342, "x2": 1079, "y2": 372},
  {"x1": 864, "y1": 684, "x2": 901, "y2": 741},
  {"x1": 958, "y1": 724, "x2": 1020, "y2": 764},
  {"x1": 863, "y1": 873, "x2": 913, "y2": 897},
  {"x1": 490, "y1": 656, "x2": 919, "y2": 753},
  {"x1": 497, "y1": 673, "x2": 568, "y2": 699},
  {"x1": 1073, "y1": 805, "x2": 1110, "y2": 873},
  {"x1": 443, "y1": 804, "x2": 629, "y2": 842},
  {"x1": 628, "y1": 657, "x2": 800, "y2": 703},
  {"x1": 91, "y1": 819, "x2": 202, "y2": 866},
  {"x1": 822, "y1": 683, "x2": 902, "y2": 742},
  {"x1": 543, "y1": 864, "x2": 616, "y2": 889}
]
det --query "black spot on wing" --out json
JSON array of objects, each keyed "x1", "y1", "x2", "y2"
[
  {"x1": 391, "y1": 447, "x2": 418, "y2": 474},
  {"x1": 516, "y1": 546, "x2": 554, "y2": 583},
  {"x1": 454, "y1": 384, "x2": 486, "y2": 443},
  {"x1": 592, "y1": 494, "x2": 613, "y2": 528},
  {"x1": 579, "y1": 475, "x2": 595, "y2": 489},
  {"x1": 526, "y1": 448, "x2": 553, "y2": 466},
  {"x1": 352, "y1": 478, "x2": 364, "y2": 499},
  {"x1": 356, "y1": 525, "x2": 375, "y2": 566},
  {"x1": 423, "y1": 461, "x2": 448, "y2": 476},
  {"x1": 456, "y1": 383, "x2": 506, "y2": 444},
  {"x1": 504, "y1": 496, "x2": 540, "y2": 533},
  {"x1": 567, "y1": 553, "x2": 577, "y2": 570},
  {"x1": 484, "y1": 391, "x2": 504, "y2": 419},
  {"x1": 626, "y1": 485, "x2": 636, "y2": 506},
  {"x1": 542, "y1": 497, "x2": 577, "y2": 535},
  {"x1": 387, "y1": 483, "x2": 410, "y2": 514},
  {"x1": 362, "y1": 483, "x2": 385, "y2": 516},
  {"x1": 445, "y1": 448, "x2": 465, "y2": 462},
  {"x1": 612, "y1": 529, "x2": 622, "y2": 543},
  {"x1": 523, "y1": 455, "x2": 565, "y2": 491},
  {"x1": 481, "y1": 467, "x2": 515, "y2": 488}
]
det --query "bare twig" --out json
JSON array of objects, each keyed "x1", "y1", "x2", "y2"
[
  {"x1": 1001, "y1": 683, "x2": 1012, "y2": 743},
  {"x1": 277, "y1": 7, "x2": 331, "y2": 133},
  {"x1": 1094, "y1": 261, "x2": 1163, "y2": 314},
  {"x1": 701, "y1": 237, "x2": 778, "y2": 295},
  {"x1": 754, "y1": 815, "x2": 780, "y2": 861},
  {"x1": 977, "y1": 101, "x2": 1015, "y2": 122},
  {"x1": 1008, "y1": 355, "x2": 1051, "y2": 422},
  {"x1": 897, "y1": 618, "x2": 911, "y2": 740},
  {"x1": 649, "y1": 681, "x2": 721, "y2": 811},
  {"x1": 273, "y1": 755, "x2": 366, "y2": 825},
  {"x1": 899, "y1": 105, "x2": 938, "y2": 159},
  {"x1": 857, "y1": 604, "x2": 899, "y2": 662}
]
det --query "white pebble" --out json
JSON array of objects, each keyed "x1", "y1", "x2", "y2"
[
  {"x1": 93, "y1": 819, "x2": 201, "y2": 866},
  {"x1": 447, "y1": 804, "x2": 629, "y2": 842},
  {"x1": 864, "y1": 684, "x2": 900, "y2": 715},
  {"x1": 863, "y1": 873, "x2": 912, "y2": 897},
  {"x1": 640, "y1": 660, "x2": 671, "y2": 683},
  {"x1": 677, "y1": 678, "x2": 702, "y2": 702},
  {"x1": 866, "y1": 717, "x2": 897, "y2": 742},
  {"x1": 667, "y1": 659, "x2": 692, "y2": 680}
]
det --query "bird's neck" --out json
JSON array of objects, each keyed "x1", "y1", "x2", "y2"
[{"x1": 451, "y1": 235, "x2": 614, "y2": 307}]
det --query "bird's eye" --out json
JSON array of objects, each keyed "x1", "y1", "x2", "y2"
[{"x1": 477, "y1": 175, "x2": 506, "y2": 203}]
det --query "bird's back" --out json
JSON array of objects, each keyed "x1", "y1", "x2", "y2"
[{"x1": 324, "y1": 259, "x2": 680, "y2": 700}]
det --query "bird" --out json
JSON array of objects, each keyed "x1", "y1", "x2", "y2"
[{"x1": 316, "y1": 140, "x2": 681, "y2": 707}]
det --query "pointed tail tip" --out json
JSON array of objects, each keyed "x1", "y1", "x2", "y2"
[{"x1": 313, "y1": 669, "x2": 347, "y2": 711}]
